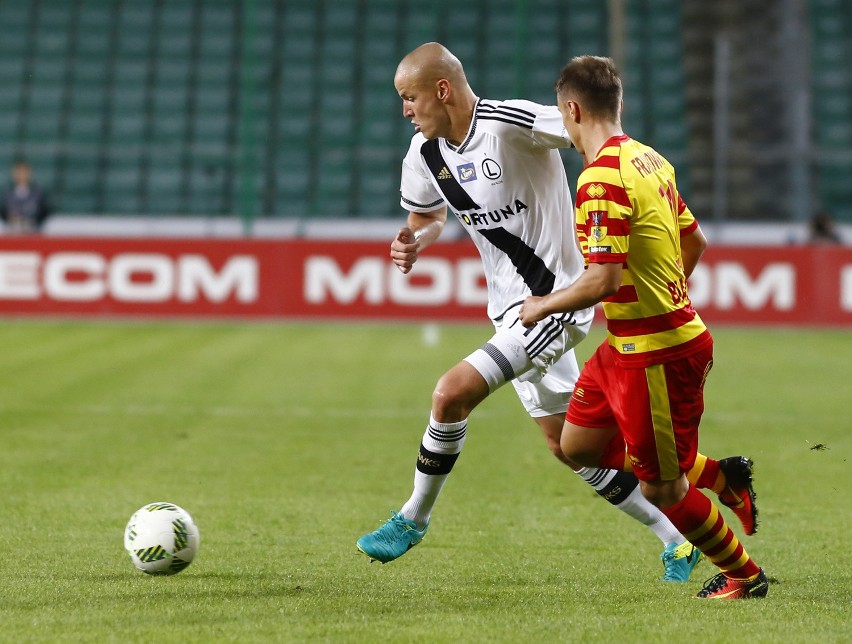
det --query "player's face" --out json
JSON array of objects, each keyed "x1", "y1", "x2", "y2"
[{"x1": 395, "y1": 73, "x2": 449, "y2": 140}]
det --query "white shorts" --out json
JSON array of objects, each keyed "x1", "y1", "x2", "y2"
[{"x1": 464, "y1": 304, "x2": 594, "y2": 418}]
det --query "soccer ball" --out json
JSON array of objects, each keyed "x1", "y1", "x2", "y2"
[{"x1": 124, "y1": 502, "x2": 200, "y2": 575}]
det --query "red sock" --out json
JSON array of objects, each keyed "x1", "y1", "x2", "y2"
[
  {"x1": 687, "y1": 453, "x2": 724, "y2": 493},
  {"x1": 661, "y1": 484, "x2": 760, "y2": 580}
]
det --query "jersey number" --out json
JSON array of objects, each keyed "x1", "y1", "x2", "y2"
[{"x1": 658, "y1": 179, "x2": 677, "y2": 221}]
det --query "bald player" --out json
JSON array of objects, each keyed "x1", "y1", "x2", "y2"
[{"x1": 355, "y1": 44, "x2": 753, "y2": 581}]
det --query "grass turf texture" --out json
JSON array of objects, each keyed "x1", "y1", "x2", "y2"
[{"x1": 0, "y1": 320, "x2": 849, "y2": 642}]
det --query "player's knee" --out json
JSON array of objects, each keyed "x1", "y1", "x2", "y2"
[
  {"x1": 431, "y1": 364, "x2": 489, "y2": 422},
  {"x1": 431, "y1": 379, "x2": 473, "y2": 422},
  {"x1": 639, "y1": 478, "x2": 687, "y2": 509},
  {"x1": 560, "y1": 435, "x2": 599, "y2": 468}
]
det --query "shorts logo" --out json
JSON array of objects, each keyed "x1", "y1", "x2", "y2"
[
  {"x1": 587, "y1": 183, "x2": 606, "y2": 198},
  {"x1": 482, "y1": 158, "x2": 502, "y2": 180},
  {"x1": 457, "y1": 162, "x2": 477, "y2": 183},
  {"x1": 621, "y1": 343, "x2": 636, "y2": 352},
  {"x1": 571, "y1": 388, "x2": 589, "y2": 405}
]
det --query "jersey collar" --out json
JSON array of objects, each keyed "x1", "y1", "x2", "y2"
[{"x1": 593, "y1": 134, "x2": 630, "y2": 160}]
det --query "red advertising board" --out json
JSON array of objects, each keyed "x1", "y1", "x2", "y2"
[{"x1": 0, "y1": 236, "x2": 850, "y2": 325}]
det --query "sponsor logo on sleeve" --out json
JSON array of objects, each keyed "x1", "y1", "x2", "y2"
[{"x1": 457, "y1": 162, "x2": 477, "y2": 183}]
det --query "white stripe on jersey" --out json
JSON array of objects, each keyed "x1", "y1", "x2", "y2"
[{"x1": 400, "y1": 98, "x2": 588, "y2": 322}]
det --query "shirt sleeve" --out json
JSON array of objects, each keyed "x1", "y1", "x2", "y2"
[
  {"x1": 575, "y1": 169, "x2": 632, "y2": 265},
  {"x1": 531, "y1": 104, "x2": 572, "y2": 149},
  {"x1": 490, "y1": 99, "x2": 571, "y2": 150},
  {"x1": 677, "y1": 194, "x2": 699, "y2": 236},
  {"x1": 399, "y1": 135, "x2": 445, "y2": 213}
]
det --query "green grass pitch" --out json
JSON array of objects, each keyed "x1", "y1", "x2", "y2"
[{"x1": 1, "y1": 320, "x2": 849, "y2": 641}]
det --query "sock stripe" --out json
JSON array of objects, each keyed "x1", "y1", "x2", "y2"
[
  {"x1": 717, "y1": 550, "x2": 749, "y2": 574},
  {"x1": 683, "y1": 503, "x2": 720, "y2": 541},
  {"x1": 690, "y1": 514, "x2": 727, "y2": 551},
  {"x1": 582, "y1": 468, "x2": 611, "y2": 487},
  {"x1": 702, "y1": 528, "x2": 737, "y2": 560},
  {"x1": 686, "y1": 453, "x2": 707, "y2": 486},
  {"x1": 427, "y1": 424, "x2": 467, "y2": 444}
]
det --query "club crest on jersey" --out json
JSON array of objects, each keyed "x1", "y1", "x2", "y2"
[
  {"x1": 482, "y1": 158, "x2": 502, "y2": 180},
  {"x1": 457, "y1": 162, "x2": 477, "y2": 183},
  {"x1": 589, "y1": 210, "x2": 607, "y2": 242}
]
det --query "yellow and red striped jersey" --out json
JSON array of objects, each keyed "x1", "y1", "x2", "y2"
[{"x1": 575, "y1": 134, "x2": 711, "y2": 367}]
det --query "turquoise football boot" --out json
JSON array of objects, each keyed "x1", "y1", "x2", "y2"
[
  {"x1": 660, "y1": 541, "x2": 703, "y2": 582},
  {"x1": 356, "y1": 512, "x2": 428, "y2": 563}
]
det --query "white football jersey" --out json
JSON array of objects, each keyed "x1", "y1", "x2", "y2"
[{"x1": 400, "y1": 98, "x2": 587, "y2": 321}]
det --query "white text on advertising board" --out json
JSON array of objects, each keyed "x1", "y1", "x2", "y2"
[
  {"x1": 0, "y1": 252, "x2": 258, "y2": 303},
  {"x1": 303, "y1": 255, "x2": 844, "y2": 312},
  {"x1": 688, "y1": 262, "x2": 795, "y2": 310},
  {"x1": 304, "y1": 256, "x2": 488, "y2": 306}
]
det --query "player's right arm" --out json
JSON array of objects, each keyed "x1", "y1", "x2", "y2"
[
  {"x1": 396, "y1": 132, "x2": 449, "y2": 273},
  {"x1": 390, "y1": 207, "x2": 447, "y2": 274}
]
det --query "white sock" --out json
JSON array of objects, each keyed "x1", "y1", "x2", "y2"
[
  {"x1": 400, "y1": 414, "x2": 467, "y2": 529},
  {"x1": 576, "y1": 467, "x2": 684, "y2": 547}
]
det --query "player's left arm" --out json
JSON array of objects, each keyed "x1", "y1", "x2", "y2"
[{"x1": 519, "y1": 262, "x2": 622, "y2": 327}]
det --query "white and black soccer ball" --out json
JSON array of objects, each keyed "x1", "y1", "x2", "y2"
[{"x1": 124, "y1": 502, "x2": 200, "y2": 575}]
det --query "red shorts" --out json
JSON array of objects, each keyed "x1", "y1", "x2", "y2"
[{"x1": 566, "y1": 340, "x2": 714, "y2": 481}]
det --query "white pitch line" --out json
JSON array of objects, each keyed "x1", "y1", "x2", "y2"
[{"x1": 0, "y1": 401, "x2": 510, "y2": 420}]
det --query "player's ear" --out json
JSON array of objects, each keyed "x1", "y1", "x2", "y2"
[
  {"x1": 568, "y1": 100, "x2": 580, "y2": 123},
  {"x1": 436, "y1": 79, "x2": 451, "y2": 101}
]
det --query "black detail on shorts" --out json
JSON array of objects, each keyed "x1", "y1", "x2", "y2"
[
  {"x1": 524, "y1": 317, "x2": 563, "y2": 359},
  {"x1": 476, "y1": 227, "x2": 555, "y2": 296},
  {"x1": 420, "y1": 139, "x2": 480, "y2": 211},
  {"x1": 416, "y1": 444, "x2": 460, "y2": 476},
  {"x1": 559, "y1": 310, "x2": 576, "y2": 326},
  {"x1": 596, "y1": 470, "x2": 639, "y2": 506},
  {"x1": 492, "y1": 300, "x2": 526, "y2": 323},
  {"x1": 482, "y1": 342, "x2": 516, "y2": 382}
]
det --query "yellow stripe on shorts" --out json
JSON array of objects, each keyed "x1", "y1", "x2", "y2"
[{"x1": 645, "y1": 364, "x2": 680, "y2": 480}]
